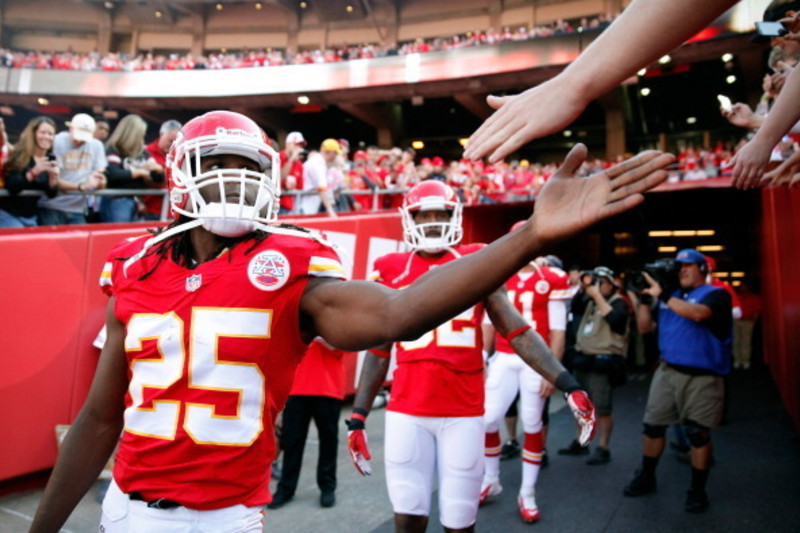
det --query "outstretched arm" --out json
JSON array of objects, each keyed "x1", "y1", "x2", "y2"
[
  {"x1": 301, "y1": 145, "x2": 673, "y2": 351},
  {"x1": 485, "y1": 288, "x2": 596, "y2": 444},
  {"x1": 731, "y1": 62, "x2": 800, "y2": 188},
  {"x1": 30, "y1": 299, "x2": 128, "y2": 533},
  {"x1": 464, "y1": 0, "x2": 737, "y2": 162}
]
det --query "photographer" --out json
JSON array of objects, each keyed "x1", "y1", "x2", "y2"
[
  {"x1": 624, "y1": 249, "x2": 732, "y2": 514},
  {"x1": 559, "y1": 266, "x2": 629, "y2": 465}
]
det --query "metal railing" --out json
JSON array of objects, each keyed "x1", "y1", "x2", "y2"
[{"x1": 0, "y1": 187, "x2": 411, "y2": 221}]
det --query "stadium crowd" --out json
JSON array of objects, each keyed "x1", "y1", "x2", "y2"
[
  {"x1": 0, "y1": 108, "x2": 745, "y2": 228},
  {"x1": 0, "y1": 14, "x2": 617, "y2": 72}
]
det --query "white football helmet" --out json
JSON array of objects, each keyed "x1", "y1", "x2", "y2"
[
  {"x1": 401, "y1": 180, "x2": 463, "y2": 252},
  {"x1": 166, "y1": 110, "x2": 280, "y2": 238}
]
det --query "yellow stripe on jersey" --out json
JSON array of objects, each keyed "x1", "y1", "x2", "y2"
[
  {"x1": 99, "y1": 262, "x2": 113, "y2": 286},
  {"x1": 550, "y1": 289, "x2": 572, "y2": 300},
  {"x1": 309, "y1": 256, "x2": 347, "y2": 279}
]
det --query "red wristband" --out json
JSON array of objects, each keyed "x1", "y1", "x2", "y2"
[
  {"x1": 368, "y1": 348, "x2": 391, "y2": 358},
  {"x1": 350, "y1": 412, "x2": 367, "y2": 423},
  {"x1": 506, "y1": 325, "x2": 532, "y2": 342}
]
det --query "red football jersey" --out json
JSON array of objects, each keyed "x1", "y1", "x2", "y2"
[
  {"x1": 289, "y1": 338, "x2": 346, "y2": 400},
  {"x1": 98, "y1": 231, "x2": 346, "y2": 510},
  {"x1": 494, "y1": 264, "x2": 570, "y2": 353},
  {"x1": 370, "y1": 244, "x2": 486, "y2": 417}
]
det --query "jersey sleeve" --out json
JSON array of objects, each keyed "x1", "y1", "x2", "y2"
[
  {"x1": 369, "y1": 254, "x2": 392, "y2": 284},
  {"x1": 98, "y1": 236, "x2": 148, "y2": 296},
  {"x1": 547, "y1": 267, "x2": 572, "y2": 301},
  {"x1": 307, "y1": 239, "x2": 348, "y2": 281}
]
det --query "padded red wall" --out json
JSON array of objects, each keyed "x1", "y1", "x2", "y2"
[{"x1": 760, "y1": 188, "x2": 800, "y2": 432}]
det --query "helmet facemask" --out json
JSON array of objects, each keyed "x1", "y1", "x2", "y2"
[
  {"x1": 401, "y1": 196, "x2": 463, "y2": 253},
  {"x1": 169, "y1": 131, "x2": 280, "y2": 238}
]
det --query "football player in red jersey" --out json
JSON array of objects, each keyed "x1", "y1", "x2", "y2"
[
  {"x1": 30, "y1": 110, "x2": 673, "y2": 533},
  {"x1": 346, "y1": 184, "x2": 592, "y2": 531},
  {"x1": 479, "y1": 221, "x2": 571, "y2": 523}
]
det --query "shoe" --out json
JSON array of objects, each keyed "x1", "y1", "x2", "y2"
[
  {"x1": 500, "y1": 439, "x2": 521, "y2": 461},
  {"x1": 558, "y1": 439, "x2": 590, "y2": 456},
  {"x1": 320, "y1": 491, "x2": 336, "y2": 508},
  {"x1": 624, "y1": 470, "x2": 656, "y2": 496},
  {"x1": 541, "y1": 448, "x2": 549, "y2": 468},
  {"x1": 479, "y1": 476, "x2": 503, "y2": 505},
  {"x1": 517, "y1": 491, "x2": 540, "y2": 523},
  {"x1": 267, "y1": 491, "x2": 293, "y2": 509},
  {"x1": 586, "y1": 446, "x2": 611, "y2": 465},
  {"x1": 684, "y1": 489, "x2": 709, "y2": 513}
]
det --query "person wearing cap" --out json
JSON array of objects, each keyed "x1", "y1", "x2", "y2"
[
  {"x1": 300, "y1": 138, "x2": 338, "y2": 217},
  {"x1": 624, "y1": 248, "x2": 732, "y2": 513},
  {"x1": 279, "y1": 131, "x2": 306, "y2": 214},
  {"x1": 560, "y1": 266, "x2": 630, "y2": 466},
  {"x1": 38, "y1": 113, "x2": 107, "y2": 225}
]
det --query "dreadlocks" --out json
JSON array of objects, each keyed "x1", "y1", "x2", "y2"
[{"x1": 118, "y1": 217, "x2": 314, "y2": 281}]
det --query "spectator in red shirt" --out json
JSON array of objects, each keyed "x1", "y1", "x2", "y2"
[{"x1": 142, "y1": 119, "x2": 181, "y2": 220}]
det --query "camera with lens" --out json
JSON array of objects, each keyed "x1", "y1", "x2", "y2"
[
  {"x1": 580, "y1": 270, "x2": 597, "y2": 285},
  {"x1": 625, "y1": 258, "x2": 680, "y2": 297},
  {"x1": 295, "y1": 149, "x2": 308, "y2": 162}
]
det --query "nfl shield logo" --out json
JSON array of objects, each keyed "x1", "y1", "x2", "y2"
[{"x1": 185, "y1": 274, "x2": 202, "y2": 292}]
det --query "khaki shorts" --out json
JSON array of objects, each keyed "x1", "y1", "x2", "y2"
[
  {"x1": 575, "y1": 370, "x2": 613, "y2": 416},
  {"x1": 643, "y1": 363, "x2": 724, "y2": 428}
]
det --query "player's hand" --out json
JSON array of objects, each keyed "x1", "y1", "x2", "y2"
[
  {"x1": 539, "y1": 379, "x2": 555, "y2": 398},
  {"x1": 566, "y1": 390, "x2": 596, "y2": 446},
  {"x1": 346, "y1": 418, "x2": 372, "y2": 476},
  {"x1": 464, "y1": 76, "x2": 588, "y2": 163},
  {"x1": 527, "y1": 145, "x2": 673, "y2": 247}
]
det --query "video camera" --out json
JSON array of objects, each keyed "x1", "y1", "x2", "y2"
[{"x1": 624, "y1": 258, "x2": 680, "y2": 297}]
